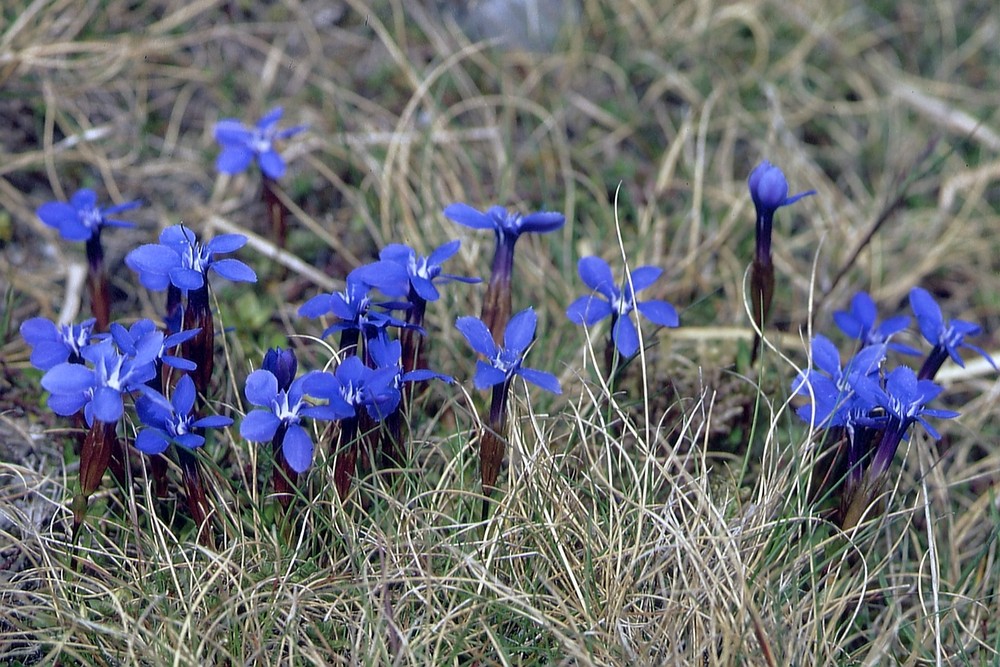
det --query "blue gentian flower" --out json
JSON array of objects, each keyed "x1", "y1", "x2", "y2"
[
  {"x1": 41, "y1": 336, "x2": 160, "y2": 425},
  {"x1": 304, "y1": 356, "x2": 403, "y2": 422},
  {"x1": 109, "y1": 319, "x2": 200, "y2": 372},
  {"x1": 126, "y1": 224, "x2": 257, "y2": 293},
  {"x1": 909, "y1": 287, "x2": 996, "y2": 379},
  {"x1": 214, "y1": 107, "x2": 305, "y2": 180},
  {"x1": 455, "y1": 307, "x2": 561, "y2": 394},
  {"x1": 299, "y1": 263, "x2": 413, "y2": 340},
  {"x1": 566, "y1": 256, "x2": 680, "y2": 358},
  {"x1": 36, "y1": 189, "x2": 140, "y2": 243},
  {"x1": 20, "y1": 317, "x2": 96, "y2": 370},
  {"x1": 380, "y1": 240, "x2": 481, "y2": 303},
  {"x1": 834, "y1": 291, "x2": 919, "y2": 355},
  {"x1": 240, "y1": 368, "x2": 351, "y2": 473},
  {"x1": 134, "y1": 374, "x2": 232, "y2": 454},
  {"x1": 445, "y1": 202, "x2": 565, "y2": 343},
  {"x1": 791, "y1": 335, "x2": 885, "y2": 428},
  {"x1": 748, "y1": 161, "x2": 815, "y2": 261},
  {"x1": 444, "y1": 204, "x2": 566, "y2": 244},
  {"x1": 854, "y1": 366, "x2": 959, "y2": 480}
]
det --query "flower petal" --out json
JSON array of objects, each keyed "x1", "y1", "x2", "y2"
[
  {"x1": 216, "y1": 146, "x2": 254, "y2": 175},
  {"x1": 240, "y1": 409, "x2": 281, "y2": 442},
  {"x1": 517, "y1": 210, "x2": 565, "y2": 234},
  {"x1": 637, "y1": 300, "x2": 679, "y2": 327},
  {"x1": 245, "y1": 369, "x2": 278, "y2": 406},
  {"x1": 41, "y1": 363, "x2": 94, "y2": 394},
  {"x1": 282, "y1": 424, "x2": 314, "y2": 473},
  {"x1": 211, "y1": 259, "x2": 257, "y2": 283},
  {"x1": 503, "y1": 308, "x2": 536, "y2": 354},
  {"x1": 612, "y1": 316, "x2": 640, "y2": 357},
  {"x1": 626, "y1": 266, "x2": 662, "y2": 294},
  {"x1": 517, "y1": 368, "x2": 561, "y2": 394},
  {"x1": 135, "y1": 428, "x2": 170, "y2": 455},
  {"x1": 258, "y1": 150, "x2": 286, "y2": 179},
  {"x1": 473, "y1": 361, "x2": 507, "y2": 389},
  {"x1": 444, "y1": 203, "x2": 494, "y2": 229},
  {"x1": 456, "y1": 316, "x2": 498, "y2": 357},
  {"x1": 566, "y1": 295, "x2": 613, "y2": 326}
]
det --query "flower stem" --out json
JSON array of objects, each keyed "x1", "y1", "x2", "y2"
[
  {"x1": 334, "y1": 417, "x2": 360, "y2": 500},
  {"x1": 270, "y1": 423, "x2": 298, "y2": 511},
  {"x1": 262, "y1": 176, "x2": 288, "y2": 250},
  {"x1": 182, "y1": 286, "x2": 214, "y2": 398},
  {"x1": 85, "y1": 233, "x2": 111, "y2": 331},
  {"x1": 482, "y1": 238, "x2": 515, "y2": 345}
]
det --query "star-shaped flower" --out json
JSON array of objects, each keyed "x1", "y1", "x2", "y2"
[
  {"x1": 456, "y1": 307, "x2": 561, "y2": 393},
  {"x1": 135, "y1": 374, "x2": 232, "y2": 454},
  {"x1": 20, "y1": 316, "x2": 96, "y2": 370},
  {"x1": 36, "y1": 189, "x2": 140, "y2": 242},
  {"x1": 566, "y1": 256, "x2": 679, "y2": 358},
  {"x1": 214, "y1": 107, "x2": 305, "y2": 179},
  {"x1": 126, "y1": 224, "x2": 257, "y2": 292}
]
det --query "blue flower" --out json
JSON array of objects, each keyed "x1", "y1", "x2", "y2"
[
  {"x1": 909, "y1": 287, "x2": 995, "y2": 378},
  {"x1": 36, "y1": 189, "x2": 140, "y2": 242},
  {"x1": 134, "y1": 374, "x2": 232, "y2": 454},
  {"x1": 298, "y1": 263, "x2": 413, "y2": 340},
  {"x1": 240, "y1": 368, "x2": 350, "y2": 473},
  {"x1": 379, "y1": 240, "x2": 481, "y2": 302},
  {"x1": 214, "y1": 107, "x2": 305, "y2": 179},
  {"x1": 109, "y1": 319, "x2": 200, "y2": 372},
  {"x1": 566, "y1": 256, "x2": 679, "y2": 358},
  {"x1": 20, "y1": 316, "x2": 96, "y2": 370},
  {"x1": 855, "y1": 366, "x2": 959, "y2": 479},
  {"x1": 41, "y1": 335, "x2": 160, "y2": 425},
  {"x1": 303, "y1": 356, "x2": 402, "y2": 422},
  {"x1": 444, "y1": 203, "x2": 565, "y2": 246},
  {"x1": 791, "y1": 335, "x2": 885, "y2": 429},
  {"x1": 126, "y1": 224, "x2": 257, "y2": 292},
  {"x1": 833, "y1": 291, "x2": 918, "y2": 355},
  {"x1": 455, "y1": 307, "x2": 561, "y2": 394},
  {"x1": 747, "y1": 161, "x2": 814, "y2": 261}
]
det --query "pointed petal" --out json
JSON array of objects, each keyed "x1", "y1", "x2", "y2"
[
  {"x1": 577, "y1": 256, "x2": 615, "y2": 293},
  {"x1": 612, "y1": 316, "x2": 640, "y2": 357},
  {"x1": 637, "y1": 300, "x2": 679, "y2": 327},
  {"x1": 443, "y1": 203, "x2": 494, "y2": 229},
  {"x1": 627, "y1": 266, "x2": 662, "y2": 294},
  {"x1": 427, "y1": 239, "x2": 461, "y2": 265},
  {"x1": 456, "y1": 316, "x2": 498, "y2": 357},
  {"x1": 566, "y1": 295, "x2": 612, "y2": 326},
  {"x1": 473, "y1": 361, "x2": 507, "y2": 389},
  {"x1": 258, "y1": 150, "x2": 286, "y2": 179},
  {"x1": 503, "y1": 308, "x2": 536, "y2": 354},
  {"x1": 517, "y1": 368, "x2": 561, "y2": 394},
  {"x1": 211, "y1": 259, "x2": 257, "y2": 283},
  {"x1": 909, "y1": 287, "x2": 944, "y2": 344},
  {"x1": 517, "y1": 211, "x2": 565, "y2": 234},
  {"x1": 257, "y1": 107, "x2": 284, "y2": 129}
]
